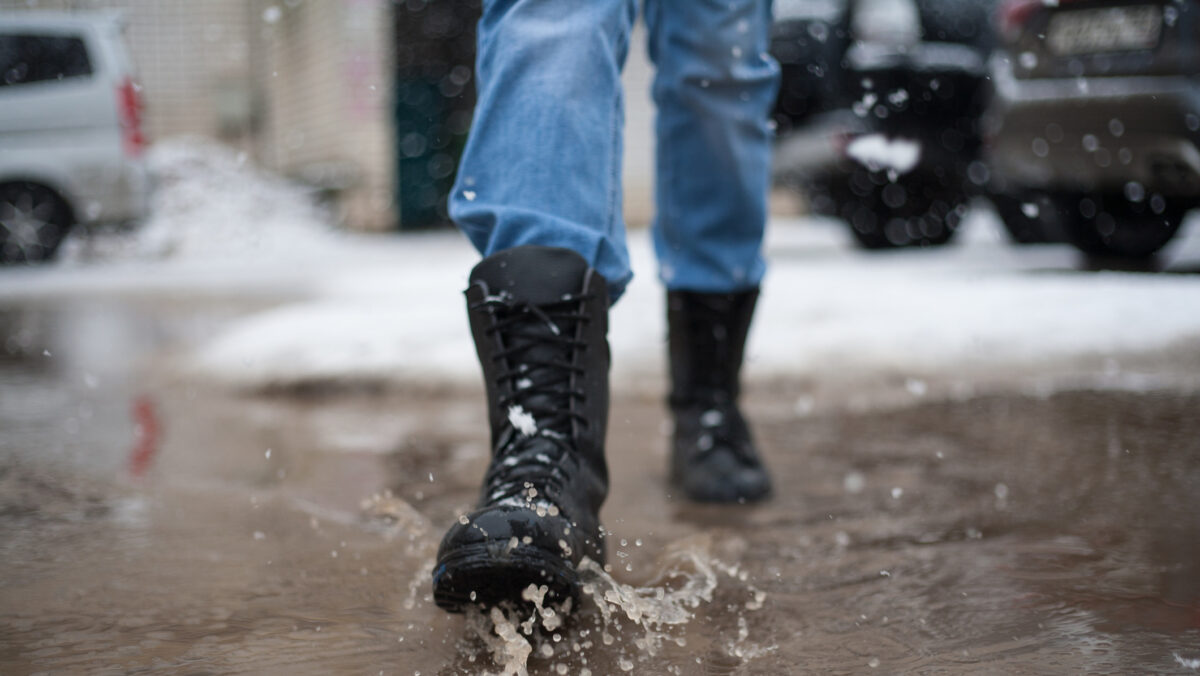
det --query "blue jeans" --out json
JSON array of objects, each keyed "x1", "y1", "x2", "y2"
[{"x1": 449, "y1": 0, "x2": 779, "y2": 302}]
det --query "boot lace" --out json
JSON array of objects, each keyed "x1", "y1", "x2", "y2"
[{"x1": 472, "y1": 290, "x2": 594, "y2": 503}]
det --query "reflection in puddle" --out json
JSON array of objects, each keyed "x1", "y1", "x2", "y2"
[{"x1": 128, "y1": 394, "x2": 162, "y2": 478}]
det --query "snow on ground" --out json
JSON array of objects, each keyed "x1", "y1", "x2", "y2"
[
  {"x1": 4, "y1": 141, "x2": 1200, "y2": 391},
  {"x1": 187, "y1": 208, "x2": 1200, "y2": 390}
]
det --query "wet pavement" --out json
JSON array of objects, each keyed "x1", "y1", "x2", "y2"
[{"x1": 2, "y1": 298, "x2": 1199, "y2": 675}]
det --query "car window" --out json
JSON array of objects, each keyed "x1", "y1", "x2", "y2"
[
  {"x1": 0, "y1": 33, "x2": 93, "y2": 88},
  {"x1": 914, "y1": 0, "x2": 998, "y2": 48}
]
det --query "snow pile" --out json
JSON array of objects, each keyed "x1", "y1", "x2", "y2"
[
  {"x1": 846, "y1": 134, "x2": 922, "y2": 175},
  {"x1": 181, "y1": 211, "x2": 1200, "y2": 391},
  {"x1": 65, "y1": 138, "x2": 339, "y2": 262},
  {"x1": 186, "y1": 231, "x2": 479, "y2": 385}
]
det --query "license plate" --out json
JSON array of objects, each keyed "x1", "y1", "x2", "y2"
[{"x1": 1046, "y1": 5, "x2": 1163, "y2": 55}]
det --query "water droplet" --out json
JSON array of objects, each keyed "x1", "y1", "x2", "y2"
[
  {"x1": 1124, "y1": 181, "x2": 1145, "y2": 203},
  {"x1": 262, "y1": 6, "x2": 282, "y2": 23}
]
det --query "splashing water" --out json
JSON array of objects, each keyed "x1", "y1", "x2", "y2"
[{"x1": 455, "y1": 535, "x2": 768, "y2": 674}]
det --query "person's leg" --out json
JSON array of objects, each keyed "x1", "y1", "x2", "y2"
[
  {"x1": 645, "y1": 0, "x2": 778, "y2": 293},
  {"x1": 434, "y1": 0, "x2": 637, "y2": 612},
  {"x1": 448, "y1": 0, "x2": 639, "y2": 300},
  {"x1": 645, "y1": 0, "x2": 779, "y2": 502}
]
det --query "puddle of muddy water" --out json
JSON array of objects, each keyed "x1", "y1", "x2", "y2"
[{"x1": 2, "y1": 301, "x2": 1200, "y2": 674}]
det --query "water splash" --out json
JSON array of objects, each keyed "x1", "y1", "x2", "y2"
[{"x1": 456, "y1": 535, "x2": 769, "y2": 674}]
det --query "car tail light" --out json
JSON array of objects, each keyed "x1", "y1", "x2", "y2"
[
  {"x1": 997, "y1": 0, "x2": 1046, "y2": 42},
  {"x1": 117, "y1": 77, "x2": 146, "y2": 158}
]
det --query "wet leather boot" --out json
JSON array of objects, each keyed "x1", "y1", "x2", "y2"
[
  {"x1": 433, "y1": 246, "x2": 610, "y2": 612},
  {"x1": 668, "y1": 289, "x2": 771, "y2": 503}
]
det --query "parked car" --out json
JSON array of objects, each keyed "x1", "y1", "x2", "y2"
[
  {"x1": 984, "y1": 0, "x2": 1200, "y2": 258},
  {"x1": 0, "y1": 11, "x2": 150, "y2": 264},
  {"x1": 772, "y1": 0, "x2": 997, "y2": 249},
  {"x1": 770, "y1": 0, "x2": 854, "y2": 136}
]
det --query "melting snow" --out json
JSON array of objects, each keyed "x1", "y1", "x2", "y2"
[
  {"x1": 1176, "y1": 654, "x2": 1200, "y2": 670},
  {"x1": 846, "y1": 134, "x2": 922, "y2": 175},
  {"x1": 508, "y1": 405, "x2": 538, "y2": 437}
]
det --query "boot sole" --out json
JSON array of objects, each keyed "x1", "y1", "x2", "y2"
[
  {"x1": 669, "y1": 469, "x2": 772, "y2": 504},
  {"x1": 432, "y1": 544, "x2": 580, "y2": 613}
]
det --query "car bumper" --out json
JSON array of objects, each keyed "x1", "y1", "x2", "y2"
[{"x1": 985, "y1": 58, "x2": 1200, "y2": 198}]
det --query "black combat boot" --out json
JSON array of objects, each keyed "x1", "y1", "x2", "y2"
[
  {"x1": 668, "y1": 289, "x2": 771, "y2": 503},
  {"x1": 433, "y1": 246, "x2": 610, "y2": 612}
]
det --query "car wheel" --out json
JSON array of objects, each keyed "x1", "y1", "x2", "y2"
[
  {"x1": 0, "y1": 182, "x2": 74, "y2": 264},
  {"x1": 1057, "y1": 193, "x2": 1183, "y2": 259},
  {"x1": 841, "y1": 174, "x2": 964, "y2": 249},
  {"x1": 990, "y1": 193, "x2": 1058, "y2": 244}
]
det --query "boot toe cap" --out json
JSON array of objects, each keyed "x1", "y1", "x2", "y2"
[
  {"x1": 433, "y1": 503, "x2": 604, "y2": 612},
  {"x1": 675, "y1": 450, "x2": 772, "y2": 503},
  {"x1": 438, "y1": 504, "x2": 580, "y2": 558},
  {"x1": 682, "y1": 467, "x2": 772, "y2": 503}
]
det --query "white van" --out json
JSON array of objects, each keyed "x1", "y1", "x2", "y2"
[{"x1": 0, "y1": 11, "x2": 151, "y2": 263}]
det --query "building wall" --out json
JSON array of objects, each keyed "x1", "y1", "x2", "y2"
[
  {"x1": 2, "y1": 0, "x2": 397, "y2": 231},
  {"x1": 257, "y1": 0, "x2": 394, "y2": 231},
  {"x1": 622, "y1": 25, "x2": 656, "y2": 228}
]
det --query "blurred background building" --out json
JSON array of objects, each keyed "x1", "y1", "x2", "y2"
[
  {"x1": 3, "y1": 0, "x2": 397, "y2": 230},
  {"x1": 0, "y1": 0, "x2": 659, "y2": 232}
]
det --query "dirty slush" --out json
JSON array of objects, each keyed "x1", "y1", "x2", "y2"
[{"x1": 2, "y1": 309, "x2": 1199, "y2": 676}]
